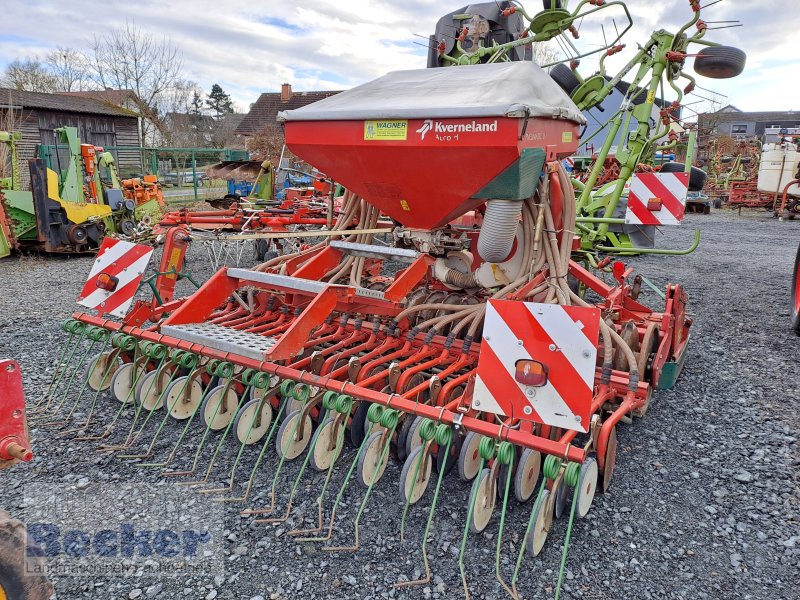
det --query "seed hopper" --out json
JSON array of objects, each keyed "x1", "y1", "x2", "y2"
[{"x1": 33, "y1": 2, "x2": 748, "y2": 597}]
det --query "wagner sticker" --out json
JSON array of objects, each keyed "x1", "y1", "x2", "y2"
[
  {"x1": 364, "y1": 120, "x2": 408, "y2": 140},
  {"x1": 562, "y1": 131, "x2": 573, "y2": 143}
]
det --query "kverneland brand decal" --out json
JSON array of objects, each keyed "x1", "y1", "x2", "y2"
[{"x1": 416, "y1": 119, "x2": 499, "y2": 141}]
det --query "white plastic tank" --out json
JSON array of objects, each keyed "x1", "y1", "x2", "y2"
[{"x1": 757, "y1": 141, "x2": 800, "y2": 195}]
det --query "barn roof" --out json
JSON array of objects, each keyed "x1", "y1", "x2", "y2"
[{"x1": 0, "y1": 88, "x2": 139, "y2": 117}]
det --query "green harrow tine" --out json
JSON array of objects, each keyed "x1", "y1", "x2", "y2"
[
  {"x1": 288, "y1": 393, "x2": 352, "y2": 535},
  {"x1": 554, "y1": 462, "x2": 581, "y2": 600},
  {"x1": 32, "y1": 320, "x2": 85, "y2": 412},
  {"x1": 58, "y1": 348, "x2": 120, "y2": 438},
  {"x1": 494, "y1": 442, "x2": 517, "y2": 598},
  {"x1": 44, "y1": 336, "x2": 100, "y2": 418},
  {"x1": 294, "y1": 402, "x2": 383, "y2": 543},
  {"x1": 242, "y1": 381, "x2": 314, "y2": 514},
  {"x1": 396, "y1": 423, "x2": 453, "y2": 589},
  {"x1": 458, "y1": 436, "x2": 493, "y2": 599},
  {"x1": 325, "y1": 407, "x2": 399, "y2": 552}
]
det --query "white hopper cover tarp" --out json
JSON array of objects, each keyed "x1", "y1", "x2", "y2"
[{"x1": 277, "y1": 62, "x2": 586, "y2": 125}]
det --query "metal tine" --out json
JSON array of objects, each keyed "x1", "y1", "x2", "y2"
[
  {"x1": 224, "y1": 387, "x2": 290, "y2": 505},
  {"x1": 252, "y1": 389, "x2": 342, "y2": 522},
  {"x1": 204, "y1": 371, "x2": 274, "y2": 496},
  {"x1": 241, "y1": 381, "x2": 316, "y2": 514},
  {"x1": 117, "y1": 351, "x2": 201, "y2": 459},
  {"x1": 510, "y1": 455, "x2": 561, "y2": 598},
  {"x1": 493, "y1": 442, "x2": 518, "y2": 599},
  {"x1": 33, "y1": 325, "x2": 96, "y2": 417},
  {"x1": 109, "y1": 357, "x2": 182, "y2": 452},
  {"x1": 324, "y1": 407, "x2": 399, "y2": 552},
  {"x1": 396, "y1": 422, "x2": 453, "y2": 589},
  {"x1": 288, "y1": 394, "x2": 352, "y2": 534},
  {"x1": 188, "y1": 375, "x2": 251, "y2": 488},
  {"x1": 31, "y1": 321, "x2": 86, "y2": 412},
  {"x1": 74, "y1": 355, "x2": 144, "y2": 442},
  {"x1": 42, "y1": 335, "x2": 102, "y2": 419},
  {"x1": 292, "y1": 402, "x2": 384, "y2": 543},
  {"x1": 57, "y1": 349, "x2": 120, "y2": 438},
  {"x1": 156, "y1": 362, "x2": 234, "y2": 474},
  {"x1": 458, "y1": 438, "x2": 492, "y2": 600},
  {"x1": 98, "y1": 342, "x2": 171, "y2": 450},
  {"x1": 42, "y1": 333, "x2": 111, "y2": 428}
]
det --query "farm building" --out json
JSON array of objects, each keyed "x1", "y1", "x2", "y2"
[
  {"x1": 0, "y1": 88, "x2": 142, "y2": 188},
  {"x1": 235, "y1": 83, "x2": 341, "y2": 155}
]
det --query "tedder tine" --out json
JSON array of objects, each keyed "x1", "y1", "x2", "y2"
[
  {"x1": 241, "y1": 380, "x2": 315, "y2": 515},
  {"x1": 117, "y1": 351, "x2": 200, "y2": 459},
  {"x1": 287, "y1": 393, "x2": 352, "y2": 535},
  {"x1": 324, "y1": 407, "x2": 399, "y2": 552},
  {"x1": 395, "y1": 422, "x2": 453, "y2": 589}
]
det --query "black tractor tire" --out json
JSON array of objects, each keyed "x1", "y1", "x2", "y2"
[
  {"x1": 693, "y1": 46, "x2": 746, "y2": 79},
  {"x1": 659, "y1": 162, "x2": 708, "y2": 192},
  {"x1": 791, "y1": 242, "x2": 800, "y2": 335},
  {"x1": 0, "y1": 511, "x2": 53, "y2": 600},
  {"x1": 550, "y1": 63, "x2": 580, "y2": 96}
]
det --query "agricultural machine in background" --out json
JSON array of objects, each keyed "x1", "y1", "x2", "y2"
[
  {"x1": 0, "y1": 126, "x2": 164, "y2": 258},
  {"x1": 30, "y1": 1, "x2": 746, "y2": 597}
]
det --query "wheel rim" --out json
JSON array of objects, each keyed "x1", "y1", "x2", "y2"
[
  {"x1": 85, "y1": 351, "x2": 118, "y2": 392},
  {"x1": 514, "y1": 448, "x2": 541, "y2": 502},
  {"x1": 135, "y1": 371, "x2": 163, "y2": 412},
  {"x1": 576, "y1": 457, "x2": 599, "y2": 518},
  {"x1": 235, "y1": 399, "x2": 273, "y2": 445},
  {"x1": 357, "y1": 432, "x2": 389, "y2": 487},
  {"x1": 310, "y1": 418, "x2": 340, "y2": 471},
  {"x1": 602, "y1": 427, "x2": 618, "y2": 493},
  {"x1": 111, "y1": 363, "x2": 141, "y2": 404},
  {"x1": 469, "y1": 468, "x2": 496, "y2": 533},
  {"x1": 399, "y1": 446, "x2": 432, "y2": 505},
  {"x1": 165, "y1": 377, "x2": 204, "y2": 420},
  {"x1": 526, "y1": 489, "x2": 552, "y2": 557},
  {"x1": 276, "y1": 410, "x2": 312, "y2": 460},
  {"x1": 202, "y1": 385, "x2": 239, "y2": 430},
  {"x1": 458, "y1": 432, "x2": 482, "y2": 482}
]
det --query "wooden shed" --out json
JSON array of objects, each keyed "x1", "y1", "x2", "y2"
[{"x1": 0, "y1": 88, "x2": 141, "y2": 189}]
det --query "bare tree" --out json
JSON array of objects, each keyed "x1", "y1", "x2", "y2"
[
  {"x1": 0, "y1": 58, "x2": 57, "y2": 92},
  {"x1": 46, "y1": 47, "x2": 90, "y2": 92},
  {"x1": 88, "y1": 20, "x2": 184, "y2": 145}
]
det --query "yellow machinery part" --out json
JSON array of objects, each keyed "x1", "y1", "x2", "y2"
[{"x1": 46, "y1": 168, "x2": 111, "y2": 224}]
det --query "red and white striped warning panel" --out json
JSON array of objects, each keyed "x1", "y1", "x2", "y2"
[
  {"x1": 624, "y1": 172, "x2": 689, "y2": 226},
  {"x1": 472, "y1": 300, "x2": 600, "y2": 432},
  {"x1": 77, "y1": 238, "x2": 153, "y2": 318}
]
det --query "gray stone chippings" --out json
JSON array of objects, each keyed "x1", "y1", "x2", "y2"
[{"x1": 1, "y1": 210, "x2": 798, "y2": 599}]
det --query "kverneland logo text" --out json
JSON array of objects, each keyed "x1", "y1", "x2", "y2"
[{"x1": 416, "y1": 119, "x2": 498, "y2": 140}]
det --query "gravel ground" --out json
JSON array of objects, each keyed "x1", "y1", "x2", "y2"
[{"x1": 0, "y1": 209, "x2": 798, "y2": 600}]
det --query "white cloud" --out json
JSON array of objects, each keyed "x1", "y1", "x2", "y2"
[{"x1": 0, "y1": 0, "x2": 794, "y2": 114}]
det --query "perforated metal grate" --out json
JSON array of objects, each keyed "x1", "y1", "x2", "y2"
[{"x1": 161, "y1": 323, "x2": 277, "y2": 361}]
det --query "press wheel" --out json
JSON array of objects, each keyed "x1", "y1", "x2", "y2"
[
  {"x1": 356, "y1": 431, "x2": 389, "y2": 488},
  {"x1": 404, "y1": 416, "x2": 425, "y2": 458},
  {"x1": 634, "y1": 323, "x2": 659, "y2": 417},
  {"x1": 469, "y1": 468, "x2": 496, "y2": 533},
  {"x1": 134, "y1": 370, "x2": 165, "y2": 412},
  {"x1": 526, "y1": 489, "x2": 552, "y2": 557},
  {"x1": 576, "y1": 457, "x2": 598, "y2": 518},
  {"x1": 276, "y1": 409, "x2": 312, "y2": 460},
  {"x1": 514, "y1": 448, "x2": 541, "y2": 502},
  {"x1": 309, "y1": 417, "x2": 342, "y2": 471},
  {"x1": 110, "y1": 363, "x2": 144, "y2": 404},
  {"x1": 601, "y1": 426, "x2": 617, "y2": 493},
  {"x1": 233, "y1": 399, "x2": 273, "y2": 445},
  {"x1": 458, "y1": 431, "x2": 482, "y2": 482},
  {"x1": 201, "y1": 384, "x2": 239, "y2": 430},
  {"x1": 553, "y1": 478, "x2": 569, "y2": 519},
  {"x1": 399, "y1": 446, "x2": 432, "y2": 505},
  {"x1": 84, "y1": 351, "x2": 119, "y2": 392},
  {"x1": 163, "y1": 376, "x2": 204, "y2": 420}
]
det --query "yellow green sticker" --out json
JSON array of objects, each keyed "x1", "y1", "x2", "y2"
[
  {"x1": 400, "y1": 200, "x2": 411, "y2": 211},
  {"x1": 646, "y1": 90, "x2": 656, "y2": 104},
  {"x1": 562, "y1": 131, "x2": 573, "y2": 143},
  {"x1": 364, "y1": 120, "x2": 408, "y2": 140}
]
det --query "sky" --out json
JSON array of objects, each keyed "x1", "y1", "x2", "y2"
[{"x1": 0, "y1": 0, "x2": 794, "y2": 117}]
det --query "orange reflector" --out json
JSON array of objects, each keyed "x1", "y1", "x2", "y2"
[
  {"x1": 514, "y1": 359, "x2": 548, "y2": 387},
  {"x1": 96, "y1": 272, "x2": 119, "y2": 291},
  {"x1": 647, "y1": 197, "x2": 662, "y2": 211}
]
